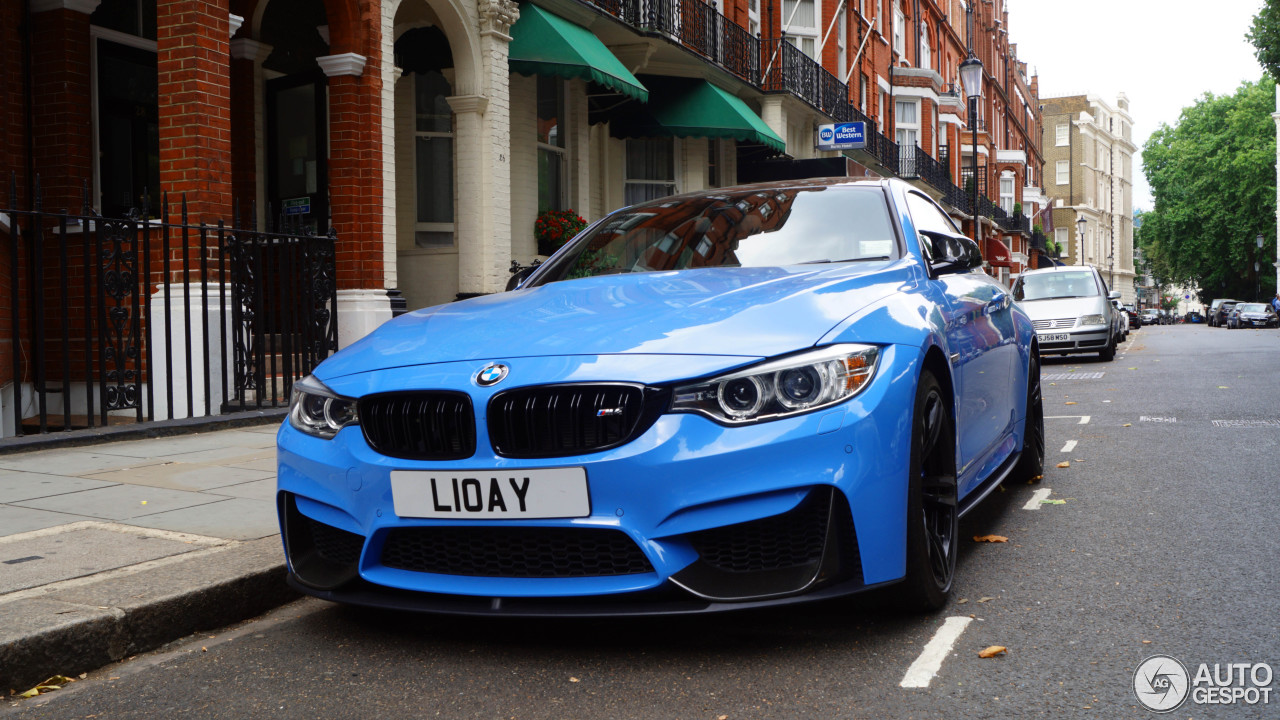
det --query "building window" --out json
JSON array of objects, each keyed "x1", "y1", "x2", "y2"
[
  {"x1": 1055, "y1": 227, "x2": 1067, "y2": 252},
  {"x1": 837, "y1": 9, "x2": 847, "y2": 80},
  {"x1": 1000, "y1": 172, "x2": 1015, "y2": 214},
  {"x1": 537, "y1": 76, "x2": 566, "y2": 214},
  {"x1": 1056, "y1": 160, "x2": 1069, "y2": 185},
  {"x1": 892, "y1": 0, "x2": 905, "y2": 57},
  {"x1": 919, "y1": 24, "x2": 931, "y2": 70},
  {"x1": 625, "y1": 138, "x2": 676, "y2": 206},
  {"x1": 414, "y1": 70, "x2": 454, "y2": 247},
  {"x1": 92, "y1": 0, "x2": 159, "y2": 216},
  {"x1": 783, "y1": 0, "x2": 818, "y2": 58},
  {"x1": 860, "y1": 74, "x2": 868, "y2": 112},
  {"x1": 708, "y1": 139, "x2": 726, "y2": 188},
  {"x1": 748, "y1": 0, "x2": 760, "y2": 37},
  {"x1": 896, "y1": 99, "x2": 918, "y2": 172}
]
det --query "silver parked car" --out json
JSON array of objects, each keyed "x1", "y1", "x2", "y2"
[{"x1": 1012, "y1": 266, "x2": 1120, "y2": 361}]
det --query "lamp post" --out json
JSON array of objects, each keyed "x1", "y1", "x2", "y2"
[
  {"x1": 1258, "y1": 233, "x2": 1264, "y2": 300},
  {"x1": 1076, "y1": 215, "x2": 1086, "y2": 267},
  {"x1": 959, "y1": 54, "x2": 984, "y2": 249}
]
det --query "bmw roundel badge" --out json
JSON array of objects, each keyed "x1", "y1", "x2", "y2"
[{"x1": 476, "y1": 363, "x2": 509, "y2": 387}]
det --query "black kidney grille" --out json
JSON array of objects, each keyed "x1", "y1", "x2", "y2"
[
  {"x1": 489, "y1": 384, "x2": 648, "y2": 457},
  {"x1": 688, "y1": 491, "x2": 830, "y2": 573},
  {"x1": 380, "y1": 527, "x2": 654, "y2": 578},
  {"x1": 359, "y1": 392, "x2": 476, "y2": 460}
]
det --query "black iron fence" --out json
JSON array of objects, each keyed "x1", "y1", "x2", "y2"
[{"x1": 1, "y1": 179, "x2": 337, "y2": 436}]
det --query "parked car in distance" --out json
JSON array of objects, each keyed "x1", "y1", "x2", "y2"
[
  {"x1": 1123, "y1": 304, "x2": 1142, "y2": 328},
  {"x1": 1228, "y1": 302, "x2": 1279, "y2": 329},
  {"x1": 1140, "y1": 309, "x2": 1160, "y2": 326},
  {"x1": 1208, "y1": 298, "x2": 1239, "y2": 327},
  {"x1": 1012, "y1": 265, "x2": 1119, "y2": 361},
  {"x1": 276, "y1": 177, "x2": 1043, "y2": 616},
  {"x1": 1111, "y1": 299, "x2": 1129, "y2": 339},
  {"x1": 1186, "y1": 311, "x2": 1204, "y2": 323}
]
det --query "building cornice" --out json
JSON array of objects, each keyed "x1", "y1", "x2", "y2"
[
  {"x1": 31, "y1": 0, "x2": 100, "y2": 13},
  {"x1": 317, "y1": 53, "x2": 367, "y2": 77}
]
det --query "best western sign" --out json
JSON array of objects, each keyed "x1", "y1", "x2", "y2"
[{"x1": 817, "y1": 122, "x2": 866, "y2": 150}]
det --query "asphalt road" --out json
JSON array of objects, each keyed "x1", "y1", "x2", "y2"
[{"x1": 6, "y1": 323, "x2": 1280, "y2": 719}]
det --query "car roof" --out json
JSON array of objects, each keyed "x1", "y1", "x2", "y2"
[{"x1": 1019, "y1": 265, "x2": 1099, "y2": 277}]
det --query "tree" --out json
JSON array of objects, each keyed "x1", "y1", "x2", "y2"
[
  {"x1": 1139, "y1": 77, "x2": 1277, "y2": 303},
  {"x1": 1248, "y1": 1, "x2": 1280, "y2": 81}
]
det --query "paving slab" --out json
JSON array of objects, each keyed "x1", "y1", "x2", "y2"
[
  {"x1": 226, "y1": 456, "x2": 276, "y2": 473},
  {"x1": 125, "y1": 497, "x2": 280, "y2": 540},
  {"x1": 154, "y1": 445, "x2": 275, "y2": 465},
  {"x1": 83, "y1": 460, "x2": 274, "y2": 492},
  {"x1": 207, "y1": 477, "x2": 276, "y2": 502},
  {"x1": 12, "y1": 484, "x2": 221, "y2": 521},
  {"x1": 90, "y1": 430, "x2": 276, "y2": 459},
  {"x1": 0, "y1": 505, "x2": 95, "y2": 535},
  {"x1": 0, "y1": 450, "x2": 167, "y2": 477},
  {"x1": 0, "y1": 472, "x2": 119, "y2": 503},
  {"x1": 0, "y1": 526, "x2": 204, "y2": 594}
]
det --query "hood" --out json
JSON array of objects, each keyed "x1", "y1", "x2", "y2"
[
  {"x1": 1017, "y1": 295, "x2": 1107, "y2": 322},
  {"x1": 318, "y1": 264, "x2": 909, "y2": 379}
]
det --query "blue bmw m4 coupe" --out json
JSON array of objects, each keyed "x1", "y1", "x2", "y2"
[{"x1": 277, "y1": 177, "x2": 1043, "y2": 616}]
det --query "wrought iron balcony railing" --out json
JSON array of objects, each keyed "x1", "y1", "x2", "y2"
[{"x1": 585, "y1": 0, "x2": 760, "y2": 84}]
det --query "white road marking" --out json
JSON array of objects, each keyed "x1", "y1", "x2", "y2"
[
  {"x1": 1079, "y1": 415, "x2": 1090, "y2": 425},
  {"x1": 1046, "y1": 415, "x2": 1091, "y2": 425},
  {"x1": 1023, "y1": 487, "x2": 1053, "y2": 510},
  {"x1": 1059, "y1": 440, "x2": 1077, "y2": 453},
  {"x1": 900, "y1": 616, "x2": 974, "y2": 688}
]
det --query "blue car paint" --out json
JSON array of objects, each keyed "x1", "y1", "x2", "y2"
[
  {"x1": 277, "y1": 178, "x2": 1036, "y2": 611},
  {"x1": 277, "y1": 342, "x2": 920, "y2": 595}
]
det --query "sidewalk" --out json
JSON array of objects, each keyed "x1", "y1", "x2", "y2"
[{"x1": 0, "y1": 421, "x2": 298, "y2": 693}]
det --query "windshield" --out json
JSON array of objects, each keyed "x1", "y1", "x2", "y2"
[
  {"x1": 1012, "y1": 270, "x2": 1100, "y2": 301},
  {"x1": 1238, "y1": 303, "x2": 1268, "y2": 312},
  {"x1": 532, "y1": 186, "x2": 898, "y2": 283}
]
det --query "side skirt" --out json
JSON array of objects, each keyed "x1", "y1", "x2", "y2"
[{"x1": 957, "y1": 450, "x2": 1019, "y2": 519}]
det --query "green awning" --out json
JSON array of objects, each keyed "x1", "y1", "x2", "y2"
[
  {"x1": 508, "y1": 5, "x2": 648, "y2": 103},
  {"x1": 610, "y1": 77, "x2": 785, "y2": 153}
]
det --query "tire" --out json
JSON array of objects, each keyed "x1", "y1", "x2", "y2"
[
  {"x1": 898, "y1": 370, "x2": 957, "y2": 612},
  {"x1": 1012, "y1": 353, "x2": 1044, "y2": 484},
  {"x1": 1099, "y1": 336, "x2": 1116, "y2": 361}
]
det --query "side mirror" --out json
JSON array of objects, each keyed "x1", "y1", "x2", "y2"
[
  {"x1": 920, "y1": 230, "x2": 982, "y2": 275},
  {"x1": 1107, "y1": 290, "x2": 1122, "y2": 300}
]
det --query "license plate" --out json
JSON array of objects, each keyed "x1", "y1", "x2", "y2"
[
  {"x1": 1038, "y1": 333, "x2": 1070, "y2": 342},
  {"x1": 390, "y1": 468, "x2": 590, "y2": 519}
]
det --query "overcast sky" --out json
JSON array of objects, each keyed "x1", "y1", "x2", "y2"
[{"x1": 1004, "y1": 0, "x2": 1267, "y2": 211}]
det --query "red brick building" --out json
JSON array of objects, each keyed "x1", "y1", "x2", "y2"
[{"x1": 0, "y1": 0, "x2": 1046, "y2": 435}]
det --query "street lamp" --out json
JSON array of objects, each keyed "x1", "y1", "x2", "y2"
[
  {"x1": 1076, "y1": 215, "x2": 1086, "y2": 264},
  {"x1": 959, "y1": 54, "x2": 984, "y2": 248}
]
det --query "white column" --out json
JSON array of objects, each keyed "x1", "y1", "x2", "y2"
[{"x1": 147, "y1": 284, "x2": 233, "y2": 419}]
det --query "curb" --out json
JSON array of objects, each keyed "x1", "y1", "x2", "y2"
[{"x1": 0, "y1": 537, "x2": 298, "y2": 693}]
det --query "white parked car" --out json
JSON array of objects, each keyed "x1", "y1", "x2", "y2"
[{"x1": 1011, "y1": 266, "x2": 1121, "y2": 361}]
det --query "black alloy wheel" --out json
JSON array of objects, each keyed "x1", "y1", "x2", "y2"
[
  {"x1": 1012, "y1": 353, "x2": 1045, "y2": 484},
  {"x1": 899, "y1": 370, "x2": 957, "y2": 611}
]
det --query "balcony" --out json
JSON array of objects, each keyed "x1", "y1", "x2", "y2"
[
  {"x1": 760, "y1": 38, "x2": 855, "y2": 122},
  {"x1": 585, "y1": 0, "x2": 760, "y2": 84}
]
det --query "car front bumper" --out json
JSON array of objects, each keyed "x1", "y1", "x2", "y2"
[
  {"x1": 1034, "y1": 327, "x2": 1110, "y2": 355},
  {"x1": 276, "y1": 346, "x2": 919, "y2": 615}
]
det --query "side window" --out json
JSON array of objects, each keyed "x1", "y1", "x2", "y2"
[{"x1": 906, "y1": 192, "x2": 958, "y2": 234}]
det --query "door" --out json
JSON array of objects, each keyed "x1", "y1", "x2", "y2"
[{"x1": 266, "y1": 73, "x2": 328, "y2": 234}]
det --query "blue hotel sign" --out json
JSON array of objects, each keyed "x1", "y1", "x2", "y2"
[{"x1": 817, "y1": 122, "x2": 866, "y2": 150}]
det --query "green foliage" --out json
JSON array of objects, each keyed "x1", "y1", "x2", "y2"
[
  {"x1": 1248, "y1": 1, "x2": 1280, "y2": 81},
  {"x1": 1139, "y1": 77, "x2": 1278, "y2": 303}
]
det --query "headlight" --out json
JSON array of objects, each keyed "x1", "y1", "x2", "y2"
[
  {"x1": 288, "y1": 374, "x2": 359, "y2": 439},
  {"x1": 671, "y1": 344, "x2": 879, "y2": 424},
  {"x1": 1078, "y1": 314, "x2": 1106, "y2": 327}
]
